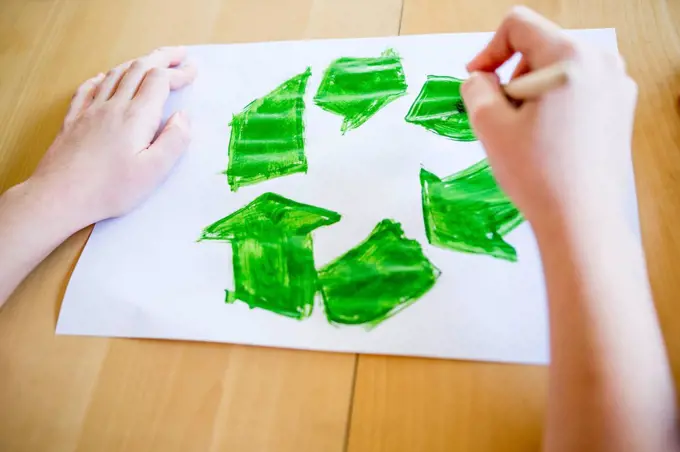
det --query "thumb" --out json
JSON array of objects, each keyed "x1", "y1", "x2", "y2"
[
  {"x1": 143, "y1": 110, "x2": 191, "y2": 178},
  {"x1": 461, "y1": 72, "x2": 514, "y2": 139}
]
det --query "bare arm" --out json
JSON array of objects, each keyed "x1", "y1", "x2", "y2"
[
  {"x1": 0, "y1": 179, "x2": 79, "y2": 305},
  {"x1": 535, "y1": 207, "x2": 677, "y2": 451},
  {"x1": 463, "y1": 7, "x2": 678, "y2": 452},
  {"x1": 0, "y1": 47, "x2": 195, "y2": 309}
]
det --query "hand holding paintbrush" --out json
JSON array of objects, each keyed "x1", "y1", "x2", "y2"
[
  {"x1": 501, "y1": 61, "x2": 570, "y2": 102},
  {"x1": 460, "y1": 8, "x2": 636, "y2": 223}
]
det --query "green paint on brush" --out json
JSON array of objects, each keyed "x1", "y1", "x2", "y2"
[
  {"x1": 314, "y1": 49, "x2": 408, "y2": 133},
  {"x1": 199, "y1": 192, "x2": 341, "y2": 319},
  {"x1": 420, "y1": 160, "x2": 524, "y2": 262},
  {"x1": 319, "y1": 219, "x2": 440, "y2": 328},
  {"x1": 226, "y1": 68, "x2": 312, "y2": 191},
  {"x1": 405, "y1": 75, "x2": 476, "y2": 142}
]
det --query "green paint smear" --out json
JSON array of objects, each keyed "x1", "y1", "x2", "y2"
[
  {"x1": 420, "y1": 160, "x2": 524, "y2": 262},
  {"x1": 314, "y1": 49, "x2": 408, "y2": 133},
  {"x1": 319, "y1": 219, "x2": 440, "y2": 328},
  {"x1": 405, "y1": 75, "x2": 476, "y2": 142},
  {"x1": 199, "y1": 192, "x2": 341, "y2": 319},
  {"x1": 226, "y1": 68, "x2": 312, "y2": 191}
]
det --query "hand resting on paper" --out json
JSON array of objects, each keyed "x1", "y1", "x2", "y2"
[
  {"x1": 37, "y1": 46, "x2": 196, "y2": 225},
  {"x1": 461, "y1": 7, "x2": 678, "y2": 452},
  {"x1": 0, "y1": 46, "x2": 196, "y2": 306}
]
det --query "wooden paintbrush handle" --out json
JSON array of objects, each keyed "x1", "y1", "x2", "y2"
[{"x1": 503, "y1": 62, "x2": 570, "y2": 101}]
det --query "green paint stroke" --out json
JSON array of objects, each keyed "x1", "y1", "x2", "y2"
[
  {"x1": 314, "y1": 49, "x2": 408, "y2": 133},
  {"x1": 319, "y1": 219, "x2": 440, "y2": 328},
  {"x1": 405, "y1": 75, "x2": 476, "y2": 142},
  {"x1": 226, "y1": 68, "x2": 312, "y2": 191},
  {"x1": 199, "y1": 192, "x2": 341, "y2": 320},
  {"x1": 420, "y1": 160, "x2": 524, "y2": 262}
]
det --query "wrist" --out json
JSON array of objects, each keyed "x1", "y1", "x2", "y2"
[
  {"x1": 530, "y1": 200, "x2": 632, "y2": 254},
  {"x1": 3, "y1": 177, "x2": 86, "y2": 240}
]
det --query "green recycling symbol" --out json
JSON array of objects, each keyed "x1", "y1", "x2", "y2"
[{"x1": 199, "y1": 48, "x2": 524, "y2": 327}]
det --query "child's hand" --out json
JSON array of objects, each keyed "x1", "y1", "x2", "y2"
[
  {"x1": 30, "y1": 46, "x2": 196, "y2": 230},
  {"x1": 462, "y1": 7, "x2": 637, "y2": 228}
]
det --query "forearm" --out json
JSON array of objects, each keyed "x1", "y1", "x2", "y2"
[
  {"x1": 0, "y1": 179, "x2": 80, "y2": 307},
  {"x1": 536, "y1": 206, "x2": 678, "y2": 452}
]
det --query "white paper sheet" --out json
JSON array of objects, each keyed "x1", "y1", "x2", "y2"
[{"x1": 57, "y1": 29, "x2": 635, "y2": 365}]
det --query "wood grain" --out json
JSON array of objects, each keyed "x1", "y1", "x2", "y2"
[
  {"x1": 1, "y1": 0, "x2": 679, "y2": 451},
  {"x1": 347, "y1": 357, "x2": 546, "y2": 452}
]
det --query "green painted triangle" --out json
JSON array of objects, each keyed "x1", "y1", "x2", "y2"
[
  {"x1": 198, "y1": 193, "x2": 341, "y2": 320},
  {"x1": 420, "y1": 160, "x2": 524, "y2": 262},
  {"x1": 314, "y1": 48, "x2": 408, "y2": 133},
  {"x1": 319, "y1": 219, "x2": 440, "y2": 328},
  {"x1": 405, "y1": 75, "x2": 476, "y2": 142},
  {"x1": 226, "y1": 68, "x2": 312, "y2": 191},
  {"x1": 199, "y1": 192, "x2": 341, "y2": 241}
]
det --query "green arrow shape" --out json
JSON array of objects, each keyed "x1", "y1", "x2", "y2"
[
  {"x1": 420, "y1": 160, "x2": 524, "y2": 262},
  {"x1": 319, "y1": 219, "x2": 440, "y2": 328},
  {"x1": 226, "y1": 68, "x2": 311, "y2": 192},
  {"x1": 314, "y1": 48, "x2": 408, "y2": 133},
  {"x1": 405, "y1": 75, "x2": 476, "y2": 142},
  {"x1": 199, "y1": 193, "x2": 341, "y2": 320}
]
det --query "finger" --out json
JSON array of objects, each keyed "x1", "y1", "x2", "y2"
[
  {"x1": 510, "y1": 56, "x2": 531, "y2": 80},
  {"x1": 167, "y1": 64, "x2": 197, "y2": 90},
  {"x1": 141, "y1": 111, "x2": 191, "y2": 182},
  {"x1": 132, "y1": 68, "x2": 171, "y2": 114},
  {"x1": 65, "y1": 73, "x2": 105, "y2": 124},
  {"x1": 117, "y1": 64, "x2": 196, "y2": 99},
  {"x1": 114, "y1": 47, "x2": 190, "y2": 99},
  {"x1": 93, "y1": 64, "x2": 129, "y2": 103},
  {"x1": 461, "y1": 72, "x2": 515, "y2": 141},
  {"x1": 467, "y1": 6, "x2": 572, "y2": 73}
]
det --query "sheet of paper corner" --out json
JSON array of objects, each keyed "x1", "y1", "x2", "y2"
[{"x1": 56, "y1": 29, "x2": 636, "y2": 365}]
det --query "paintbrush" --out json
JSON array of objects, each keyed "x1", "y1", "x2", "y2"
[{"x1": 502, "y1": 61, "x2": 570, "y2": 102}]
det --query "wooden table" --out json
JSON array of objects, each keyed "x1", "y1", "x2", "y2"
[{"x1": 1, "y1": 1, "x2": 679, "y2": 451}]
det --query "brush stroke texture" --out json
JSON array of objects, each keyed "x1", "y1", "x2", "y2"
[
  {"x1": 405, "y1": 75, "x2": 476, "y2": 142},
  {"x1": 314, "y1": 49, "x2": 407, "y2": 133},
  {"x1": 199, "y1": 193, "x2": 341, "y2": 319},
  {"x1": 319, "y1": 219, "x2": 440, "y2": 327},
  {"x1": 421, "y1": 160, "x2": 524, "y2": 261},
  {"x1": 226, "y1": 68, "x2": 311, "y2": 191}
]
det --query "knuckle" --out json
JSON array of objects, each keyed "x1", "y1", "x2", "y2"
[
  {"x1": 75, "y1": 80, "x2": 91, "y2": 94},
  {"x1": 144, "y1": 68, "x2": 170, "y2": 88},
  {"x1": 122, "y1": 104, "x2": 138, "y2": 121},
  {"x1": 147, "y1": 67, "x2": 167, "y2": 79},
  {"x1": 105, "y1": 98, "x2": 126, "y2": 114},
  {"x1": 469, "y1": 100, "x2": 495, "y2": 123},
  {"x1": 557, "y1": 38, "x2": 580, "y2": 60},
  {"x1": 129, "y1": 59, "x2": 147, "y2": 72}
]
